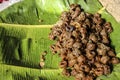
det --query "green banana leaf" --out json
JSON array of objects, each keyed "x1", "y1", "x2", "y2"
[{"x1": 0, "y1": 0, "x2": 120, "y2": 80}]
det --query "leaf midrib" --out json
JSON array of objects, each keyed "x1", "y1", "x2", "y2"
[
  {"x1": 0, "y1": 63, "x2": 61, "y2": 71},
  {"x1": 0, "y1": 23, "x2": 52, "y2": 28}
]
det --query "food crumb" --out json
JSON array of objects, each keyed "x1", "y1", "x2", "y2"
[{"x1": 39, "y1": 51, "x2": 47, "y2": 68}]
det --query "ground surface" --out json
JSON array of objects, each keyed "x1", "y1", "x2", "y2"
[{"x1": 99, "y1": 0, "x2": 120, "y2": 22}]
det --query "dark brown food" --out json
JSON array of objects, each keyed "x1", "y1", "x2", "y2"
[
  {"x1": 39, "y1": 51, "x2": 47, "y2": 68},
  {"x1": 49, "y1": 4, "x2": 120, "y2": 80}
]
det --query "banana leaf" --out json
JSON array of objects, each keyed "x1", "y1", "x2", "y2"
[{"x1": 0, "y1": 0, "x2": 120, "y2": 80}]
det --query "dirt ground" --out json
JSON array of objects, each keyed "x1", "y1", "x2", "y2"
[{"x1": 99, "y1": 0, "x2": 120, "y2": 22}]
